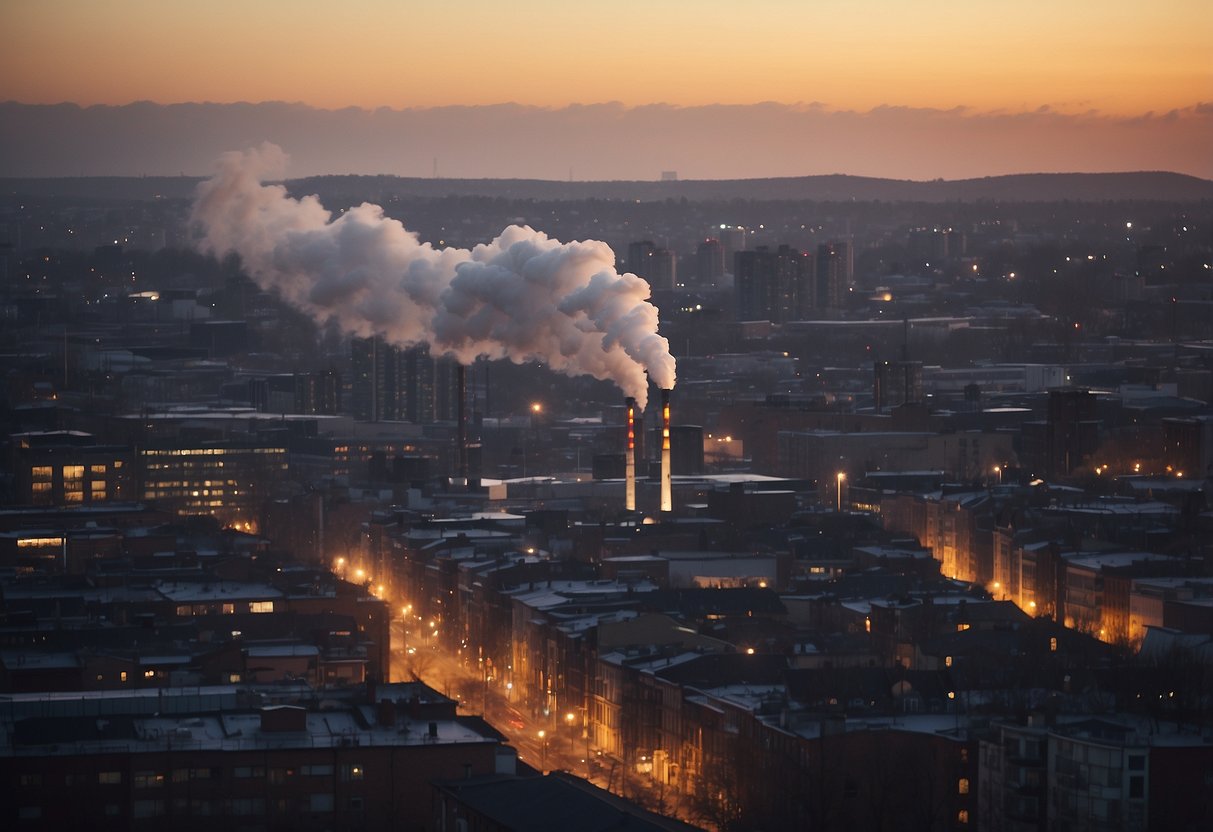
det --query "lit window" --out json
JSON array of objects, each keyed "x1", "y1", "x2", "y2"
[
  {"x1": 249, "y1": 601, "x2": 274, "y2": 614},
  {"x1": 958, "y1": 809, "x2": 969, "y2": 824},
  {"x1": 65, "y1": 490, "x2": 84, "y2": 503},
  {"x1": 62, "y1": 465, "x2": 84, "y2": 480},
  {"x1": 1050, "y1": 637, "x2": 1058, "y2": 652},
  {"x1": 91, "y1": 464, "x2": 107, "y2": 475},
  {"x1": 945, "y1": 656, "x2": 953, "y2": 667},
  {"x1": 120, "y1": 671, "x2": 128, "y2": 682},
  {"x1": 958, "y1": 777, "x2": 970, "y2": 794}
]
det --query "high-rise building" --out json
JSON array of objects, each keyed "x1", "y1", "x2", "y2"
[
  {"x1": 734, "y1": 245, "x2": 814, "y2": 323},
  {"x1": 350, "y1": 337, "x2": 458, "y2": 424},
  {"x1": 647, "y1": 247, "x2": 677, "y2": 291},
  {"x1": 695, "y1": 238, "x2": 726, "y2": 287},
  {"x1": 816, "y1": 241, "x2": 853, "y2": 311},
  {"x1": 626, "y1": 240, "x2": 676, "y2": 290},
  {"x1": 626, "y1": 240, "x2": 656, "y2": 276}
]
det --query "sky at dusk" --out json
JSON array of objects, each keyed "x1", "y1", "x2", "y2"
[{"x1": 2, "y1": 0, "x2": 1210, "y2": 180}]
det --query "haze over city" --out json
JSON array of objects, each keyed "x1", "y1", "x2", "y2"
[
  {"x1": 2, "y1": 3, "x2": 1213, "y2": 832},
  {"x1": 2, "y1": 0, "x2": 1210, "y2": 180}
]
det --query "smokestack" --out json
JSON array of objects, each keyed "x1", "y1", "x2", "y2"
[
  {"x1": 661, "y1": 389, "x2": 672, "y2": 513},
  {"x1": 625, "y1": 397, "x2": 636, "y2": 511},
  {"x1": 456, "y1": 364, "x2": 468, "y2": 480}
]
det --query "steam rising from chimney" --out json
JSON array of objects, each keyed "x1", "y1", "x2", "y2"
[{"x1": 191, "y1": 144, "x2": 676, "y2": 409}]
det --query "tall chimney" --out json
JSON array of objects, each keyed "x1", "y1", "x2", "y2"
[
  {"x1": 660, "y1": 389, "x2": 672, "y2": 513},
  {"x1": 456, "y1": 364, "x2": 468, "y2": 480},
  {"x1": 625, "y1": 397, "x2": 637, "y2": 511}
]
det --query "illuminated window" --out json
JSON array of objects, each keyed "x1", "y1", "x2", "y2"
[
  {"x1": 31, "y1": 482, "x2": 51, "y2": 493},
  {"x1": 143, "y1": 670, "x2": 155, "y2": 679},
  {"x1": 91, "y1": 464, "x2": 107, "y2": 475},
  {"x1": 62, "y1": 465, "x2": 84, "y2": 480},
  {"x1": 65, "y1": 490, "x2": 84, "y2": 503},
  {"x1": 18, "y1": 537, "x2": 63, "y2": 548},
  {"x1": 958, "y1": 809, "x2": 969, "y2": 824},
  {"x1": 134, "y1": 771, "x2": 165, "y2": 789},
  {"x1": 1050, "y1": 637, "x2": 1058, "y2": 652},
  {"x1": 249, "y1": 601, "x2": 274, "y2": 613},
  {"x1": 31, "y1": 466, "x2": 52, "y2": 480},
  {"x1": 956, "y1": 623, "x2": 970, "y2": 632},
  {"x1": 120, "y1": 671, "x2": 128, "y2": 683},
  {"x1": 945, "y1": 656, "x2": 953, "y2": 667},
  {"x1": 958, "y1": 778, "x2": 970, "y2": 794}
]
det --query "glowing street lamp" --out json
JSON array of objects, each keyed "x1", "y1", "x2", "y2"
[
  {"x1": 836, "y1": 471, "x2": 846, "y2": 513},
  {"x1": 993, "y1": 465, "x2": 1002, "y2": 485}
]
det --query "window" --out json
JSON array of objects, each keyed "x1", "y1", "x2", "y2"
[
  {"x1": 1129, "y1": 776, "x2": 1144, "y2": 799},
  {"x1": 99, "y1": 771, "x2": 122, "y2": 784},
  {"x1": 134, "y1": 771, "x2": 165, "y2": 789},
  {"x1": 18, "y1": 807, "x2": 42, "y2": 820},
  {"x1": 65, "y1": 490, "x2": 84, "y2": 503},
  {"x1": 348, "y1": 796, "x2": 364, "y2": 811},
  {"x1": 302, "y1": 764, "x2": 333, "y2": 776},
  {"x1": 249, "y1": 600, "x2": 274, "y2": 613},
  {"x1": 957, "y1": 809, "x2": 969, "y2": 824},
  {"x1": 19, "y1": 774, "x2": 42, "y2": 786},
  {"x1": 1128, "y1": 755, "x2": 1145, "y2": 771},
  {"x1": 120, "y1": 671, "x2": 128, "y2": 683},
  {"x1": 62, "y1": 465, "x2": 84, "y2": 480},
  {"x1": 945, "y1": 656, "x2": 953, "y2": 667},
  {"x1": 233, "y1": 766, "x2": 265, "y2": 779},
  {"x1": 229, "y1": 798, "x2": 265, "y2": 816},
  {"x1": 310, "y1": 794, "x2": 334, "y2": 811},
  {"x1": 958, "y1": 777, "x2": 970, "y2": 794},
  {"x1": 91, "y1": 464, "x2": 107, "y2": 475},
  {"x1": 1050, "y1": 637, "x2": 1058, "y2": 652},
  {"x1": 132, "y1": 800, "x2": 165, "y2": 818},
  {"x1": 31, "y1": 466, "x2": 53, "y2": 480}
]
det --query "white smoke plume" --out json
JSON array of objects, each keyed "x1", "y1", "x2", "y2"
[{"x1": 190, "y1": 143, "x2": 675, "y2": 409}]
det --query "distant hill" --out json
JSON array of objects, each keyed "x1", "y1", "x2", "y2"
[{"x1": 3, "y1": 170, "x2": 1211, "y2": 204}]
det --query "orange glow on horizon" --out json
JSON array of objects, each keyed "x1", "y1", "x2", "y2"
[{"x1": 3, "y1": 1, "x2": 1207, "y2": 117}]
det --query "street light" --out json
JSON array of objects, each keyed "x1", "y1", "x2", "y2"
[
  {"x1": 836, "y1": 471, "x2": 846, "y2": 513},
  {"x1": 537, "y1": 729, "x2": 547, "y2": 773},
  {"x1": 993, "y1": 465, "x2": 1002, "y2": 485}
]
